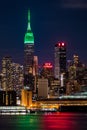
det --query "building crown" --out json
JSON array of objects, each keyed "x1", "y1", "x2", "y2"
[{"x1": 24, "y1": 9, "x2": 34, "y2": 44}]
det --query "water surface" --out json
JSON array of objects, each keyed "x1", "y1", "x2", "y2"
[{"x1": 0, "y1": 112, "x2": 87, "y2": 130}]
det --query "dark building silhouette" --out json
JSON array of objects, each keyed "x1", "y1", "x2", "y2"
[
  {"x1": 54, "y1": 42, "x2": 66, "y2": 79},
  {"x1": 0, "y1": 90, "x2": 16, "y2": 106},
  {"x1": 24, "y1": 74, "x2": 34, "y2": 90}
]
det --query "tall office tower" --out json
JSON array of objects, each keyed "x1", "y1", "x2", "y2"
[
  {"x1": 24, "y1": 10, "x2": 35, "y2": 91},
  {"x1": 54, "y1": 42, "x2": 66, "y2": 79},
  {"x1": 24, "y1": 10, "x2": 34, "y2": 75},
  {"x1": 11, "y1": 63, "x2": 24, "y2": 97},
  {"x1": 1, "y1": 56, "x2": 13, "y2": 90}
]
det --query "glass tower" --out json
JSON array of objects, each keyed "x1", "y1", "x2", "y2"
[{"x1": 54, "y1": 42, "x2": 66, "y2": 79}]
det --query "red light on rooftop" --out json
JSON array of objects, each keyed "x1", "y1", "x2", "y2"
[
  {"x1": 62, "y1": 42, "x2": 65, "y2": 46},
  {"x1": 58, "y1": 43, "x2": 61, "y2": 47},
  {"x1": 55, "y1": 42, "x2": 66, "y2": 48},
  {"x1": 43, "y1": 63, "x2": 53, "y2": 68}
]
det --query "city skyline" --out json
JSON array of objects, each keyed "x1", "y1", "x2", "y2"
[{"x1": 0, "y1": 0, "x2": 87, "y2": 69}]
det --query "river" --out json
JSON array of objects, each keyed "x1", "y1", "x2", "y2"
[{"x1": 0, "y1": 112, "x2": 87, "y2": 130}]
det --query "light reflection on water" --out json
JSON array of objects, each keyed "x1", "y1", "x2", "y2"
[{"x1": 0, "y1": 112, "x2": 87, "y2": 130}]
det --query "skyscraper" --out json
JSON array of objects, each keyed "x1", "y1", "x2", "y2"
[
  {"x1": 11, "y1": 63, "x2": 24, "y2": 97},
  {"x1": 24, "y1": 10, "x2": 35, "y2": 90},
  {"x1": 1, "y1": 57, "x2": 24, "y2": 95},
  {"x1": 1, "y1": 56, "x2": 13, "y2": 90},
  {"x1": 54, "y1": 42, "x2": 66, "y2": 79},
  {"x1": 24, "y1": 10, "x2": 34, "y2": 75}
]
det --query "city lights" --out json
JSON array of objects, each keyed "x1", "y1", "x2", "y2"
[
  {"x1": 0, "y1": 8, "x2": 87, "y2": 115},
  {"x1": 43, "y1": 62, "x2": 53, "y2": 68}
]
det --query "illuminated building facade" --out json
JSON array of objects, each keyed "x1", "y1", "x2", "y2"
[
  {"x1": 66, "y1": 55, "x2": 86, "y2": 95},
  {"x1": 54, "y1": 42, "x2": 66, "y2": 79},
  {"x1": 1, "y1": 57, "x2": 23, "y2": 96},
  {"x1": 24, "y1": 10, "x2": 34, "y2": 75},
  {"x1": 40, "y1": 62, "x2": 54, "y2": 80},
  {"x1": 11, "y1": 63, "x2": 24, "y2": 97},
  {"x1": 1, "y1": 56, "x2": 13, "y2": 90},
  {"x1": 21, "y1": 89, "x2": 32, "y2": 108}
]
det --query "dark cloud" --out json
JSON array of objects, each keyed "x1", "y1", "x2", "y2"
[{"x1": 61, "y1": 0, "x2": 87, "y2": 8}]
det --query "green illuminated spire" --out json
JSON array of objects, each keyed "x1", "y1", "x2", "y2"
[
  {"x1": 27, "y1": 10, "x2": 31, "y2": 30},
  {"x1": 24, "y1": 9, "x2": 34, "y2": 44}
]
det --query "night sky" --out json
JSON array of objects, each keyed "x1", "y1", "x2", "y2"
[{"x1": 0, "y1": 0, "x2": 87, "y2": 69}]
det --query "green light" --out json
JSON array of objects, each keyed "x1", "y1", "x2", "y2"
[
  {"x1": 27, "y1": 10, "x2": 31, "y2": 30},
  {"x1": 14, "y1": 115, "x2": 42, "y2": 130},
  {"x1": 24, "y1": 31, "x2": 34, "y2": 44},
  {"x1": 24, "y1": 9, "x2": 34, "y2": 44}
]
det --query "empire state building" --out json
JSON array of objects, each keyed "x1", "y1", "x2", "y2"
[{"x1": 24, "y1": 10, "x2": 34, "y2": 75}]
